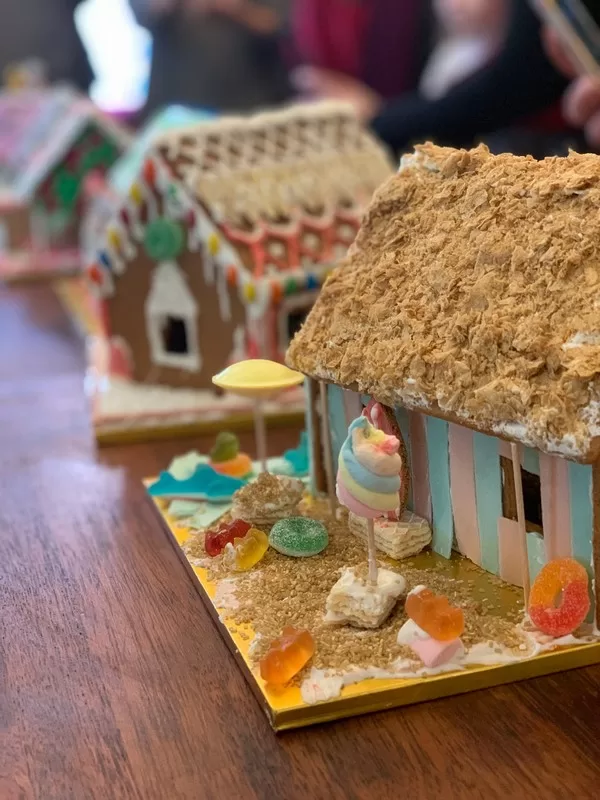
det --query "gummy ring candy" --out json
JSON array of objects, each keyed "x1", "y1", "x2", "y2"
[
  {"x1": 143, "y1": 218, "x2": 184, "y2": 261},
  {"x1": 528, "y1": 558, "x2": 590, "y2": 637}
]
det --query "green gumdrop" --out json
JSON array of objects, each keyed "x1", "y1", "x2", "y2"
[
  {"x1": 210, "y1": 431, "x2": 240, "y2": 463},
  {"x1": 143, "y1": 218, "x2": 184, "y2": 261}
]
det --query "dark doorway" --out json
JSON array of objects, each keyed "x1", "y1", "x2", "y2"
[{"x1": 162, "y1": 316, "x2": 189, "y2": 354}]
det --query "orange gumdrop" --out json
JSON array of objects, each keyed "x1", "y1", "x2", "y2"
[
  {"x1": 528, "y1": 558, "x2": 590, "y2": 637},
  {"x1": 212, "y1": 453, "x2": 253, "y2": 478},
  {"x1": 405, "y1": 588, "x2": 465, "y2": 641},
  {"x1": 259, "y1": 627, "x2": 315, "y2": 686}
]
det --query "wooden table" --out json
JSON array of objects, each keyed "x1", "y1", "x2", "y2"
[{"x1": 2, "y1": 284, "x2": 600, "y2": 800}]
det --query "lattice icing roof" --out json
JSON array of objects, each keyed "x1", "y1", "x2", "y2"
[{"x1": 154, "y1": 103, "x2": 394, "y2": 228}]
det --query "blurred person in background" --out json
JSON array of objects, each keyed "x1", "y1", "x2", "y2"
[
  {"x1": 0, "y1": 0, "x2": 92, "y2": 92},
  {"x1": 129, "y1": 0, "x2": 291, "y2": 116},
  {"x1": 291, "y1": 0, "x2": 577, "y2": 157},
  {"x1": 420, "y1": 0, "x2": 507, "y2": 100}
]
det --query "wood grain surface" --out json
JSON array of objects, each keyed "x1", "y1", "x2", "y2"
[{"x1": 2, "y1": 284, "x2": 600, "y2": 799}]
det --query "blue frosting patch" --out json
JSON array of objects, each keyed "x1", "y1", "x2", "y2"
[
  {"x1": 148, "y1": 464, "x2": 245, "y2": 503},
  {"x1": 283, "y1": 432, "x2": 309, "y2": 476}
]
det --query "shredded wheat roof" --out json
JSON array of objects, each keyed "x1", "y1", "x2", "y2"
[
  {"x1": 287, "y1": 143, "x2": 600, "y2": 461},
  {"x1": 154, "y1": 102, "x2": 393, "y2": 228}
]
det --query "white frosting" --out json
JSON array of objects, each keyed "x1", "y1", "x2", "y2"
[
  {"x1": 213, "y1": 578, "x2": 239, "y2": 611},
  {"x1": 300, "y1": 668, "x2": 344, "y2": 704},
  {"x1": 396, "y1": 618, "x2": 430, "y2": 646}
]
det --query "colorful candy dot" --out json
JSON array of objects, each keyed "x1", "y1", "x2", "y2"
[
  {"x1": 226, "y1": 265, "x2": 237, "y2": 286},
  {"x1": 98, "y1": 251, "x2": 111, "y2": 268},
  {"x1": 143, "y1": 159, "x2": 156, "y2": 186},
  {"x1": 306, "y1": 273, "x2": 319, "y2": 290},
  {"x1": 243, "y1": 282, "x2": 256, "y2": 302},
  {"x1": 107, "y1": 226, "x2": 121, "y2": 250},
  {"x1": 207, "y1": 232, "x2": 221, "y2": 256},
  {"x1": 284, "y1": 277, "x2": 298, "y2": 295},
  {"x1": 271, "y1": 281, "x2": 283, "y2": 302},
  {"x1": 87, "y1": 263, "x2": 103, "y2": 285},
  {"x1": 129, "y1": 183, "x2": 143, "y2": 205}
]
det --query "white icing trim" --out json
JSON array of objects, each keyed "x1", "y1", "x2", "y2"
[{"x1": 145, "y1": 261, "x2": 201, "y2": 372}]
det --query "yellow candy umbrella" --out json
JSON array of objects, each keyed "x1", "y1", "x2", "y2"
[{"x1": 213, "y1": 360, "x2": 304, "y2": 471}]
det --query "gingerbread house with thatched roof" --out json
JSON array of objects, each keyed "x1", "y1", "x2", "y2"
[
  {"x1": 86, "y1": 103, "x2": 393, "y2": 392},
  {"x1": 287, "y1": 142, "x2": 600, "y2": 618}
]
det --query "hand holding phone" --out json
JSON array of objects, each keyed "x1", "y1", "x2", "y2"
[{"x1": 531, "y1": 0, "x2": 600, "y2": 77}]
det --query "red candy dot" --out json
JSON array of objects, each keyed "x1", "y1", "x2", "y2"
[
  {"x1": 143, "y1": 159, "x2": 156, "y2": 186},
  {"x1": 87, "y1": 263, "x2": 103, "y2": 285}
]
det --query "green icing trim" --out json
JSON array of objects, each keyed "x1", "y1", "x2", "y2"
[{"x1": 269, "y1": 516, "x2": 328, "y2": 557}]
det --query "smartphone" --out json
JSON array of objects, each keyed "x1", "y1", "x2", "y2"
[{"x1": 531, "y1": 0, "x2": 600, "y2": 76}]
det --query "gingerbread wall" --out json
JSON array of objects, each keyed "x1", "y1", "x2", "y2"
[
  {"x1": 105, "y1": 244, "x2": 247, "y2": 391},
  {"x1": 2, "y1": 206, "x2": 31, "y2": 250}
]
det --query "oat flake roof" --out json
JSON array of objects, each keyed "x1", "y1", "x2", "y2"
[{"x1": 287, "y1": 143, "x2": 600, "y2": 462}]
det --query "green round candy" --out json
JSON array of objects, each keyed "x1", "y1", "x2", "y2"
[
  {"x1": 210, "y1": 431, "x2": 239, "y2": 463},
  {"x1": 269, "y1": 516, "x2": 328, "y2": 558},
  {"x1": 143, "y1": 218, "x2": 184, "y2": 261}
]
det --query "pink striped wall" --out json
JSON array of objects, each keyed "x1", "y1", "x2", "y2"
[
  {"x1": 498, "y1": 517, "x2": 525, "y2": 587},
  {"x1": 408, "y1": 411, "x2": 432, "y2": 521},
  {"x1": 539, "y1": 453, "x2": 572, "y2": 560},
  {"x1": 448, "y1": 424, "x2": 481, "y2": 565}
]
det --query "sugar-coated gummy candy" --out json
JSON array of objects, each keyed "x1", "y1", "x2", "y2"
[
  {"x1": 230, "y1": 527, "x2": 269, "y2": 571},
  {"x1": 268, "y1": 516, "x2": 328, "y2": 557},
  {"x1": 528, "y1": 557, "x2": 590, "y2": 637},
  {"x1": 204, "y1": 518, "x2": 251, "y2": 557},
  {"x1": 405, "y1": 588, "x2": 465, "y2": 641},
  {"x1": 259, "y1": 627, "x2": 315, "y2": 686}
]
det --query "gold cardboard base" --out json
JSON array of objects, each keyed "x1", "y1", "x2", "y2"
[{"x1": 147, "y1": 492, "x2": 600, "y2": 731}]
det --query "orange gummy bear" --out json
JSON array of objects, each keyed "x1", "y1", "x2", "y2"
[
  {"x1": 405, "y1": 588, "x2": 465, "y2": 641},
  {"x1": 259, "y1": 626, "x2": 315, "y2": 686},
  {"x1": 529, "y1": 557, "x2": 590, "y2": 637}
]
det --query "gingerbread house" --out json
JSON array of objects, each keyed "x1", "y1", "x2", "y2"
[
  {"x1": 87, "y1": 104, "x2": 393, "y2": 392},
  {"x1": 80, "y1": 105, "x2": 214, "y2": 277},
  {"x1": 0, "y1": 86, "x2": 130, "y2": 280},
  {"x1": 287, "y1": 143, "x2": 600, "y2": 618}
]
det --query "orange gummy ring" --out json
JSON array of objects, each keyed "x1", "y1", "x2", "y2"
[{"x1": 528, "y1": 558, "x2": 590, "y2": 638}]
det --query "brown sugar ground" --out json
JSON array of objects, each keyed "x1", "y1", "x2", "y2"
[
  {"x1": 188, "y1": 497, "x2": 527, "y2": 677},
  {"x1": 287, "y1": 143, "x2": 600, "y2": 453}
]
